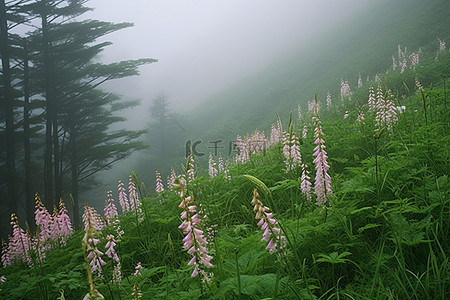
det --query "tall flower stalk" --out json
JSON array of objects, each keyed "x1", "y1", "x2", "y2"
[
  {"x1": 117, "y1": 180, "x2": 130, "y2": 213},
  {"x1": 282, "y1": 131, "x2": 302, "y2": 172},
  {"x1": 129, "y1": 176, "x2": 143, "y2": 223},
  {"x1": 175, "y1": 182, "x2": 213, "y2": 278},
  {"x1": 251, "y1": 189, "x2": 286, "y2": 253},
  {"x1": 82, "y1": 203, "x2": 105, "y2": 299},
  {"x1": 155, "y1": 171, "x2": 164, "y2": 193},
  {"x1": 312, "y1": 116, "x2": 332, "y2": 206}
]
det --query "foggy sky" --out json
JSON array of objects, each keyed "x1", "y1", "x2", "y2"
[{"x1": 85, "y1": 0, "x2": 373, "y2": 126}]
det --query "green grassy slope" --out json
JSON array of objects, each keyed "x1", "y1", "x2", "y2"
[
  {"x1": 1, "y1": 47, "x2": 448, "y2": 298},
  {"x1": 187, "y1": 0, "x2": 450, "y2": 143}
]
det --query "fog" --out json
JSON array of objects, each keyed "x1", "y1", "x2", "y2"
[
  {"x1": 85, "y1": 0, "x2": 373, "y2": 124},
  {"x1": 81, "y1": 0, "x2": 376, "y2": 198}
]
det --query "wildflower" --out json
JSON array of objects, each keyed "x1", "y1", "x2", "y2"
[
  {"x1": 357, "y1": 110, "x2": 365, "y2": 124},
  {"x1": 251, "y1": 189, "x2": 286, "y2": 253},
  {"x1": 128, "y1": 176, "x2": 143, "y2": 223},
  {"x1": 282, "y1": 131, "x2": 302, "y2": 172},
  {"x1": 35, "y1": 194, "x2": 53, "y2": 252},
  {"x1": 54, "y1": 199, "x2": 73, "y2": 245},
  {"x1": 400, "y1": 58, "x2": 407, "y2": 73},
  {"x1": 248, "y1": 130, "x2": 267, "y2": 155},
  {"x1": 313, "y1": 117, "x2": 332, "y2": 206},
  {"x1": 6, "y1": 213, "x2": 33, "y2": 265},
  {"x1": 186, "y1": 154, "x2": 195, "y2": 182},
  {"x1": 131, "y1": 282, "x2": 142, "y2": 300},
  {"x1": 269, "y1": 123, "x2": 281, "y2": 146},
  {"x1": 302, "y1": 124, "x2": 308, "y2": 139},
  {"x1": 344, "y1": 111, "x2": 349, "y2": 119},
  {"x1": 308, "y1": 99, "x2": 320, "y2": 114},
  {"x1": 155, "y1": 171, "x2": 164, "y2": 192},
  {"x1": 117, "y1": 180, "x2": 130, "y2": 213},
  {"x1": 326, "y1": 92, "x2": 332, "y2": 107},
  {"x1": 83, "y1": 290, "x2": 104, "y2": 300},
  {"x1": 392, "y1": 55, "x2": 397, "y2": 70},
  {"x1": 340, "y1": 79, "x2": 351, "y2": 100},
  {"x1": 297, "y1": 104, "x2": 302, "y2": 120},
  {"x1": 234, "y1": 135, "x2": 249, "y2": 163},
  {"x1": 1, "y1": 240, "x2": 12, "y2": 267},
  {"x1": 439, "y1": 38, "x2": 446, "y2": 51},
  {"x1": 358, "y1": 74, "x2": 362, "y2": 88},
  {"x1": 217, "y1": 156, "x2": 225, "y2": 173},
  {"x1": 177, "y1": 185, "x2": 213, "y2": 278},
  {"x1": 134, "y1": 262, "x2": 143, "y2": 276},
  {"x1": 375, "y1": 86, "x2": 398, "y2": 132},
  {"x1": 410, "y1": 52, "x2": 419, "y2": 70},
  {"x1": 105, "y1": 234, "x2": 121, "y2": 283},
  {"x1": 300, "y1": 164, "x2": 312, "y2": 201},
  {"x1": 208, "y1": 154, "x2": 218, "y2": 179},
  {"x1": 83, "y1": 204, "x2": 106, "y2": 278},
  {"x1": 0, "y1": 275, "x2": 5, "y2": 283},
  {"x1": 167, "y1": 168, "x2": 176, "y2": 190},
  {"x1": 104, "y1": 191, "x2": 118, "y2": 221}
]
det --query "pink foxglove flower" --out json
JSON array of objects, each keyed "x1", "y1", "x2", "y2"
[
  {"x1": 134, "y1": 262, "x2": 143, "y2": 276},
  {"x1": 208, "y1": 155, "x2": 218, "y2": 179},
  {"x1": 35, "y1": 194, "x2": 53, "y2": 253},
  {"x1": 340, "y1": 79, "x2": 351, "y2": 100},
  {"x1": 186, "y1": 154, "x2": 195, "y2": 182},
  {"x1": 300, "y1": 164, "x2": 312, "y2": 201},
  {"x1": 248, "y1": 130, "x2": 267, "y2": 155},
  {"x1": 392, "y1": 55, "x2": 397, "y2": 70},
  {"x1": 118, "y1": 180, "x2": 130, "y2": 213},
  {"x1": 104, "y1": 191, "x2": 118, "y2": 221},
  {"x1": 155, "y1": 171, "x2": 164, "y2": 192},
  {"x1": 1, "y1": 240, "x2": 12, "y2": 267},
  {"x1": 128, "y1": 176, "x2": 143, "y2": 222},
  {"x1": 52, "y1": 199, "x2": 73, "y2": 245},
  {"x1": 218, "y1": 156, "x2": 225, "y2": 174},
  {"x1": 308, "y1": 99, "x2": 320, "y2": 114},
  {"x1": 2, "y1": 214, "x2": 33, "y2": 266},
  {"x1": 269, "y1": 123, "x2": 281, "y2": 146},
  {"x1": 105, "y1": 234, "x2": 121, "y2": 283},
  {"x1": 251, "y1": 189, "x2": 286, "y2": 253},
  {"x1": 313, "y1": 117, "x2": 332, "y2": 206},
  {"x1": 83, "y1": 204, "x2": 106, "y2": 278},
  {"x1": 177, "y1": 185, "x2": 213, "y2": 278},
  {"x1": 167, "y1": 168, "x2": 176, "y2": 190},
  {"x1": 282, "y1": 131, "x2": 302, "y2": 172},
  {"x1": 234, "y1": 135, "x2": 249, "y2": 163},
  {"x1": 302, "y1": 125, "x2": 308, "y2": 139},
  {"x1": 375, "y1": 86, "x2": 398, "y2": 132},
  {"x1": 326, "y1": 92, "x2": 332, "y2": 108},
  {"x1": 358, "y1": 74, "x2": 362, "y2": 88},
  {"x1": 357, "y1": 110, "x2": 365, "y2": 124},
  {"x1": 410, "y1": 52, "x2": 419, "y2": 70}
]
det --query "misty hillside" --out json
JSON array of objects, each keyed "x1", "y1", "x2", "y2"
[{"x1": 188, "y1": 0, "x2": 450, "y2": 141}]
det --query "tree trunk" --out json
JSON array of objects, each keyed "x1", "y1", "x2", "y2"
[
  {"x1": 41, "y1": 6, "x2": 54, "y2": 208},
  {"x1": 23, "y1": 42, "x2": 34, "y2": 229},
  {"x1": 0, "y1": 0, "x2": 18, "y2": 215},
  {"x1": 69, "y1": 129, "x2": 80, "y2": 228}
]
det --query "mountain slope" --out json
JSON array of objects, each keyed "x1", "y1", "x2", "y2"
[{"x1": 188, "y1": 0, "x2": 450, "y2": 142}]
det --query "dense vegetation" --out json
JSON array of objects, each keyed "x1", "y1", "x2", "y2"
[{"x1": 0, "y1": 41, "x2": 448, "y2": 299}]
